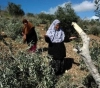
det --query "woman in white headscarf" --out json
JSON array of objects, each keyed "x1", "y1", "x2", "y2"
[
  {"x1": 45, "y1": 19, "x2": 76, "y2": 75},
  {"x1": 45, "y1": 19, "x2": 67, "y2": 75}
]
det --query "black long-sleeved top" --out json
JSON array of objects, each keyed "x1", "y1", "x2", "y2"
[
  {"x1": 26, "y1": 27, "x2": 38, "y2": 45},
  {"x1": 45, "y1": 36, "x2": 71, "y2": 60}
]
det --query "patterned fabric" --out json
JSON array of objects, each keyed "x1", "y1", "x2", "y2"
[
  {"x1": 50, "y1": 59, "x2": 65, "y2": 76},
  {"x1": 46, "y1": 19, "x2": 65, "y2": 43}
]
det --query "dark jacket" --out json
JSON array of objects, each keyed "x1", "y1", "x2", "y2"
[
  {"x1": 26, "y1": 27, "x2": 38, "y2": 45},
  {"x1": 45, "y1": 36, "x2": 69, "y2": 60}
]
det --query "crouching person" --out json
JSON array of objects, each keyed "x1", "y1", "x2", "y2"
[{"x1": 22, "y1": 19, "x2": 38, "y2": 52}]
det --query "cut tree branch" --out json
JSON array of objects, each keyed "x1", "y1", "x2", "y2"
[{"x1": 72, "y1": 22, "x2": 100, "y2": 88}]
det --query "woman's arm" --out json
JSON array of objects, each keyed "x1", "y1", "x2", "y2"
[{"x1": 44, "y1": 35, "x2": 52, "y2": 44}]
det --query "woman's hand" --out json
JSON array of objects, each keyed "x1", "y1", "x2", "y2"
[
  {"x1": 22, "y1": 32, "x2": 24, "y2": 35},
  {"x1": 23, "y1": 34, "x2": 26, "y2": 40},
  {"x1": 22, "y1": 34, "x2": 26, "y2": 43},
  {"x1": 44, "y1": 35, "x2": 48, "y2": 37},
  {"x1": 69, "y1": 36, "x2": 77, "y2": 40}
]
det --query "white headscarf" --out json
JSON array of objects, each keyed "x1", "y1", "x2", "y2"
[{"x1": 46, "y1": 19, "x2": 65, "y2": 43}]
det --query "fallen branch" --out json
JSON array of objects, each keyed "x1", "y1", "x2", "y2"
[{"x1": 72, "y1": 22, "x2": 100, "y2": 88}]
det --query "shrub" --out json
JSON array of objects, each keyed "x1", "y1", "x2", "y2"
[
  {"x1": 89, "y1": 26, "x2": 100, "y2": 36},
  {"x1": 0, "y1": 49, "x2": 56, "y2": 88}
]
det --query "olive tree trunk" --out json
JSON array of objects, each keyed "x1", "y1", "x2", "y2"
[{"x1": 72, "y1": 22, "x2": 100, "y2": 88}]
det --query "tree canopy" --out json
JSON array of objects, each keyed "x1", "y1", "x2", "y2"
[
  {"x1": 94, "y1": 0, "x2": 100, "y2": 20},
  {"x1": 7, "y1": 2, "x2": 25, "y2": 16},
  {"x1": 55, "y1": 3, "x2": 80, "y2": 39}
]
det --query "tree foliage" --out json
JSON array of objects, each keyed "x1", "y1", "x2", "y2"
[
  {"x1": 7, "y1": 2, "x2": 25, "y2": 16},
  {"x1": 38, "y1": 12, "x2": 55, "y2": 23},
  {"x1": 26, "y1": 13, "x2": 35, "y2": 17},
  {"x1": 94, "y1": 0, "x2": 100, "y2": 20},
  {"x1": 54, "y1": 3, "x2": 79, "y2": 40}
]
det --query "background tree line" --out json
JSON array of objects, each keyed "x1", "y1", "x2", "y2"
[{"x1": 0, "y1": 1, "x2": 100, "y2": 37}]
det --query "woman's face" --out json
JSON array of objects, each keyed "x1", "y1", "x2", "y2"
[
  {"x1": 24, "y1": 22, "x2": 28, "y2": 26},
  {"x1": 55, "y1": 23, "x2": 60, "y2": 30}
]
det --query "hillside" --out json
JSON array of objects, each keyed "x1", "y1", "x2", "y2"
[{"x1": 0, "y1": 26, "x2": 100, "y2": 87}]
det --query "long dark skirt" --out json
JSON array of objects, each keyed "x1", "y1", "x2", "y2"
[
  {"x1": 48, "y1": 42, "x2": 66, "y2": 75},
  {"x1": 50, "y1": 59, "x2": 65, "y2": 76}
]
